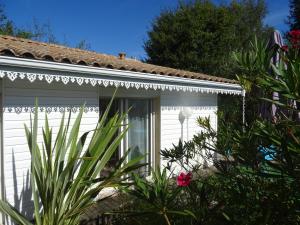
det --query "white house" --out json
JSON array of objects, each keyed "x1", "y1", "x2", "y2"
[{"x1": 0, "y1": 35, "x2": 243, "y2": 220}]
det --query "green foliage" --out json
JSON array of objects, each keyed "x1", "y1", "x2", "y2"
[
  {"x1": 144, "y1": 0, "x2": 272, "y2": 79},
  {"x1": 115, "y1": 168, "x2": 194, "y2": 225},
  {"x1": 234, "y1": 37, "x2": 300, "y2": 179},
  {"x1": 140, "y1": 37, "x2": 300, "y2": 224},
  {"x1": 161, "y1": 139, "x2": 201, "y2": 172},
  {"x1": 160, "y1": 114, "x2": 300, "y2": 224},
  {"x1": 210, "y1": 172, "x2": 300, "y2": 225},
  {"x1": 233, "y1": 37, "x2": 276, "y2": 90},
  {"x1": 0, "y1": 5, "x2": 35, "y2": 39},
  {"x1": 75, "y1": 40, "x2": 92, "y2": 50},
  {"x1": 145, "y1": 0, "x2": 273, "y2": 130},
  {"x1": 230, "y1": 36, "x2": 300, "y2": 223},
  {"x1": 232, "y1": 37, "x2": 276, "y2": 124},
  {"x1": 288, "y1": 0, "x2": 300, "y2": 30},
  {"x1": 126, "y1": 168, "x2": 178, "y2": 210},
  {"x1": 261, "y1": 55, "x2": 300, "y2": 107},
  {"x1": 175, "y1": 177, "x2": 224, "y2": 225},
  {"x1": 0, "y1": 96, "x2": 143, "y2": 225}
]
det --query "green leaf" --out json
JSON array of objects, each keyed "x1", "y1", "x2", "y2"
[{"x1": 0, "y1": 200, "x2": 33, "y2": 225}]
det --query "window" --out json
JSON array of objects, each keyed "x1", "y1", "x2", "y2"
[
  {"x1": 127, "y1": 99, "x2": 151, "y2": 174},
  {"x1": 99, "y1": 98, "x2": 152, "y2": 175},
  {"x1": 99, "y1": 99, "x2": 121, "y2": 170}
]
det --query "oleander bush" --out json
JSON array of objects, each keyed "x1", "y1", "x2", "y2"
[{"x1": 111, "y1": 34, "x2": 300, "y2": 225}]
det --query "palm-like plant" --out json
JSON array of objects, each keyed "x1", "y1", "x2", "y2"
[{"x1": 0, "y1": 96, "x2": 144, "y2": 225}]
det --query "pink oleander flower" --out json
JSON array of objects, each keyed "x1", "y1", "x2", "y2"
[
  {"x1": 281, "y1": 45, "x2": 288, "y2": 52},
  {"x1": 288, "y1": 30, "x2": 300, "y2": 48},
  {"x1": 177, "y1": 172, "x2": 192, "y2": 187}
]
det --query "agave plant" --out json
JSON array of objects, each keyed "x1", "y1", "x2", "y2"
[{"x1": 0, "y1": 96, "x2": 144, "y2": 225}]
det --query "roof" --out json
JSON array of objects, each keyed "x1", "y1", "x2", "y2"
[{"x1": 0, "y1": 35, "x2": 236, "y2": 84}]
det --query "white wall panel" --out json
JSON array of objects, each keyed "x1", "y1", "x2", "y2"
[
  {"x1": 2, "y1": 79, "x2": 99, "y2": 222},
  {"x1": 160, "y1": 91, "x2": 218, "y2": 172},
  {"x1": 1, "y1": 77, "x2": 220, "y2": 224}
]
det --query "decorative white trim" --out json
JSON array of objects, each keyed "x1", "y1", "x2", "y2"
[
  {"x1": 0, "y1": 56, "x2": 243, "y2": 95},
  {"x1": 3, "y1": 106, "x2": 99, "y2": 114},
  {"x1": 3, "y1": 106, "x2": 219, "y2": 114},
  {"x1": 161, "y1": 106, "x2": 218, "y2": 111},
  {"x1": 0, "y1": 69, "x2": 242, "y2": 95}
]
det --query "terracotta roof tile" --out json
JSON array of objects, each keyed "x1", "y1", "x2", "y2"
[{"x1": 0, "y1": 35, "x2": 237, "y2": 84}]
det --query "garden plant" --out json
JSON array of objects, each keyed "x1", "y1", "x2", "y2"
[
  {"x1": 0, "y1": 96, "x2": 144, "y2": 225},
  {"x1": 112, "y1": 33, "x2": 300, "y2": 225}
]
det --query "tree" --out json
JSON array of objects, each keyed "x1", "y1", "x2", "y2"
[
  {"x1": 0, "y1": 5, "x2": 56, "y2": 41},
  {"x1": 287, "y1": 0, "x2": 300, "y2": 30},
  {"x1": 75, "y1": 40, "x2": 92, "y2": 50},
  {"x1": 144, "y1": 0, "x2": 272, "y2": 79},
  {"x1": 0, "y1": 5, "x2": 35, "y2": 39}
]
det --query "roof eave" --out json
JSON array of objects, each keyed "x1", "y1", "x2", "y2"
[{"x1": 0, "y1": 56, "x2": 243, "y2": 95}]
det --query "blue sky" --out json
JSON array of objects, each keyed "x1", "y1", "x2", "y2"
[{"x1": 4, "y1": 0, "x2": 289, "y2": 59}]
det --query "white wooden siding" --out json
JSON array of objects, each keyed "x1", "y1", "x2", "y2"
[
  {"x1": 1, "y1": 78, "x2": 219, "y2": 224},
  {"x1": 2, "y1": 79, "x2": 99, "y2": 220},
  {"x1": 160, "y1": 92, "x2": 218, "y2": 171}
]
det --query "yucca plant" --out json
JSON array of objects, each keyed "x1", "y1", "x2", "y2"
[{"x1": 0, "y1": 96, "x2": 144, "y2": 225}]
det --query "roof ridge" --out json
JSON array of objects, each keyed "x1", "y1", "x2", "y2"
[{"x1": 0, "y1": 35, "x2": 115, "y2": 59}]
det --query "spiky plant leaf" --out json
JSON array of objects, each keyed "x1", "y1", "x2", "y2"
[{"x1": 0, "y1": 91, "x2": 144, "y2": 225}]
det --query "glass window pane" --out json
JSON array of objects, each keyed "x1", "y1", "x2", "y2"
[{"x1": 127, "y1": 99, "x2": 150, "y2": 165}]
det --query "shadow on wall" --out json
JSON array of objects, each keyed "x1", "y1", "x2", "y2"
[
  {"x1": 4, "y1": 151, "x2": 34, "y2": 224},
  {"x1": 163, "y1": 92, "x2": 216, "y2": 108}
]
